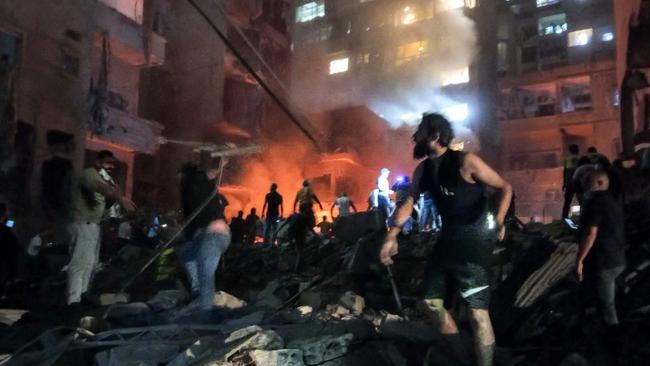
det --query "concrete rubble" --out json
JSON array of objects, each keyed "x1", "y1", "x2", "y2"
[{"x1": 1, "y1": 187, "x2": 650, "y2": 365}]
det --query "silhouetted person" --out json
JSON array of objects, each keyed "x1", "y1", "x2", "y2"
[
  {"x1": 230, "y1": 211, "x2": 245, "y2": 244},
  {"x1": 245, "y1": 208, "x2": 261, "y2": 244},
  {"x1": 317, "y1": 215, "x2": 333, "y2": 237},
  {"x1": 262, "y1": 184, "x2": 283, "y2": 245},
  {"x1": 586, "y1": 146, "x2": 609, "y2": 165},
  {"x1": 562, "y1": 144, "x2": 581, "y2": 218},
  {"x1": 0, "y1": 202, "x2": 19, "y2": 299},
  {"x1": 331, "y1": 192, "x2": 357, "y2": 219},
  {"x1": 293, "y1": 180, "x2": 323, "y2": 228}
]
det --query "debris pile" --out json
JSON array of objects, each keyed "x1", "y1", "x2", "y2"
[{"x1": 1, "y1": 201, "x2": 650, "y2": 365}]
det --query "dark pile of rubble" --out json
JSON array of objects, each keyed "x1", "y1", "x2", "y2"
[{"x1": 2, "y1": 191, "x2": 650, "y2": 365}]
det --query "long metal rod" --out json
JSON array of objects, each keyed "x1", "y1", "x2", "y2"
[
  {"x1": 119, "y1": 159, "x2": 228, "y2": 292},
  {"x1": 186, "y1": 0, "x2": 321, "y2": 150}
]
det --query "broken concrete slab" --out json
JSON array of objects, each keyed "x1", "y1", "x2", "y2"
[
  {"x1": 98, "y1": 292, "x2": 130, "y2": 306},
  {"x1": 325, "y1": 304, "x2": 350, "y2": 318},
  {"x1": 213, "y1": 290, "x2": 247, "y2": 310},
  {"x1": 147, "y1": 290, "x2": 188, "y2": 311},
  {"x1": 95, "y1": 343, "x2": 180, "y2": 366},
  {"x1": 104, "y1": 302, "x2": 151, "y2": 321},
  {"x1": 287, "y1": 333, "x2": 353, "y2": 365},
  {"x1": 338, "y1": 292, "x2": 365, "y2": 316},
  {"x1": 248, "y1": 349, "x2": 305, "y2": 366},
  {"x1": 254, "y1": 281, "x2": 285, "y2": 310}
]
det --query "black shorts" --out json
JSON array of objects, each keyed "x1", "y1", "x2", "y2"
[
  {"x1": 422, "y1": 226, "x2": 495, "y2": 309},
  {"x1": 423, "y1": 261, "x2": 491, "y2": 309}
]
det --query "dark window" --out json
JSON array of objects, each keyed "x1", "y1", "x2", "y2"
[
  {"x1": 0, "y1": 31, "x2": 23, "y2": 66},
  {"x1": 521, "y1": 46, "x2": 537, "y2": 63},
  {"x1": 65, "y1": 29, "x2": 82, "y2": 42},
  {"x1": 63, "y1": 53, "x2": 80, "y2": 76}
]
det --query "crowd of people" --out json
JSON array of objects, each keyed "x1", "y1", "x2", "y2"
[{"x1": 1, "y1": 111, "x2": 645, "y2": 366}]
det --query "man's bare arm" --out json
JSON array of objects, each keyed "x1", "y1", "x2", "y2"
[
  {"x1": 379, "y1": 197, "x2": 415, "y2": 265},
  {"x1": 577, "y1": 226, "x2": 598, "y2": 263},
  {"x1": 466, "y1": 153, "x2": 513, "y2": 226},
  {"x1": 576, "y1": 226, "x2": 598, "y2": 281}
]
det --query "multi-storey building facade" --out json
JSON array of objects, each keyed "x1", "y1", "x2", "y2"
[
  {"x1": 0, "y1": 0, "x2": 294, "y2": 237},
  {"x1": 0, "y1": 0, "x2": 166, "y2": 237},
  {"x1": 290, "y1": 0, "x2": 496, "y2": 152},
  {"x1": 497, "y1": 0, "x2": 619, "y2": 221}
]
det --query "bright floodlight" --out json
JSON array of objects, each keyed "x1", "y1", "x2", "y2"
[
  {"x1": 443, "y1": 103, "x2": 469, "y2": 122},
  {"x1": 329, "y1": 57, "x2": 349, "y2": 74}
]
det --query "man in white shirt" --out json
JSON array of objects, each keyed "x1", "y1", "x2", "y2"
[{"x1": 331, "y1": 192, "x2": 357, "y2": 218}]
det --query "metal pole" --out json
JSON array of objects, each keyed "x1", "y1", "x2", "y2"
[{"x1": 386, "y1": 265, "x2": 404, "y2": 315}]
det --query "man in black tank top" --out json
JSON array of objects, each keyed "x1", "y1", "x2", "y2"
[{"x1": 380, "y1": 113, "x2": 513, "y2": 366}]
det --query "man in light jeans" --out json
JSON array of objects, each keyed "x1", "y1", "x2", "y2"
[
  {"x1": 67, "y1": 150, "x2": 135, "y2": 305},
  {"x1": 179, "y1": 225, "x2": 231, "y2": 310},
  {"x1": 180, "y1": 163, "x2": 231, "y2": 314}
]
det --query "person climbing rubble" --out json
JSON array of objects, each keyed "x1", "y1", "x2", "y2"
[
  {"x1": 331, "y1": 192, "x2": 357, "y2": 219},
  {"x1": 380, "y1": 113, "x2": 512, "y2": 366},
  {"x1": 179, "y1": 162, "x2": 231, "y2": 319},
  {"x1": 293, "y1": 179, "x2": 323, "y2": 228}
]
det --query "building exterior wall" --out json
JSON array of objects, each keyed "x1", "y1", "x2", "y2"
[
  {"x1": 0, "y1": 0, "x2": 165, "y2": 238},
  {"x1": 498, "y1": 0, "x2": 620, "y2": 222}
]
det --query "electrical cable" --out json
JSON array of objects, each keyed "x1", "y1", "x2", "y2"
[{"x1": 186, "y1": 0, "x2": 321, "y2": 150}]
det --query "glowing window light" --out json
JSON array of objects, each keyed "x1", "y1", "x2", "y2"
[
  {"x1": 402, "y1": 6, "x2": 417, "y2": 25},
  {"x1": 296, "y1": 1, "x2": 325, "y2": 23},
  {"x1": 329, "y1": 57, "x2": 349, "y2": 74},
  {"x1": 396, "y1": 40, "x2": 428, "y2": 65},
  {"x1": 443, "y1": 103, "x2": 469, "y2": 122},
  {"x1": 568, "y1": 29, "x2": 593, "y2": 47},
  {"x1": 601, "y1": 32, "x2": 614, "y2": 42},
  {"x1": 441, "y1": 67, "x2": 470, "y2": 86},
  {"x1": 437, "y1": 0, "x2": 464, "y2": 11}
]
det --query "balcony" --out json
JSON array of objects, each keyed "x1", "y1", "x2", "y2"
[
  {"x1": 94, "y1": 1, "x2": 166, "y2": 66},
  {"x1": 95, "y1": 107, "x2": 164, "y2": 154}
]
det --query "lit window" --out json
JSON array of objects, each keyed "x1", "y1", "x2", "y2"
[
  {"x1": 538, "y1": 14, "x2": 567, "y2": 36},
  {"x1": 436, "y1": 0, "x2": 465, "y2": 12},
  {"x1": 356, "y1": 52, "x2": 370, "y2": 65},
  {"x1": 568, "y1": 29, "x2": 593, "y2": 47},
  {"x1": 329, "y1": 57, "x2": 349, "y2": 74},
  {"x1": 441, "y1": 67, "x2": 470, "y2": 86},
  {"x1": 296, "y1": 1, "x2": 325, "y2": 23},
  {"x1": 443, "y1": 103, "x2": 469, "y2": 122},
  {"x1": 402, "y1": 7, "x2": 417, "y2": 25},
  {"x1": 601, "y1": 32, "x2": 614, "y2": 42},
  {"x1": 497, "y1": 42, "x2": 508, "y2": 72},
  {"x1": 396, "y1": 41, "x2": 428, "y2": 65},
  {"x1": 536, "y1": 0, "x2": 560, "y2": 7}
]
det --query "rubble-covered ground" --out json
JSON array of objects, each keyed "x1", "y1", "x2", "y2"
[{"x1": 1, "y1": 180, "x2": 650, "y2": 365}]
